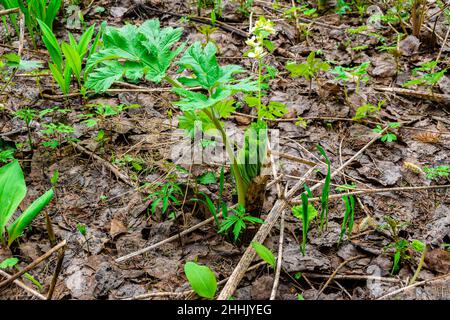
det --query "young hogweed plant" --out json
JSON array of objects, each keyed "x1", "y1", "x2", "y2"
[{"x1": 87, "y1": 19, "x2": 271, "y2": 211}]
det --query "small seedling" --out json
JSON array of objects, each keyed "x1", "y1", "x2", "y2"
[
  {"x1": 423, "y1": 166, "x2": 450, "y2": 181},
  {"x1": 286, "y1": 51, "x2": 330, "y2": 94},
  {"x1": 146, "y1": 181, "x2": 183, "y2": 217},
  {"x1": 373, "y1": 122, "x2": 401, "y2": 143},
  {"x1": 251, "y1": 241, "x2": 276, "y2": 268},
  {"x1": 353, "y1": 100, "x2": 384, "y2": 120},
  {"x1": 339, "y1": 194, "x2": 355, "y2": 244},
  {"x1": 184, "y1": 261, "x2": 217, "y2": 299},
  {"x1": 218, "y1": 204, "x2": 264, "y2": 242}
]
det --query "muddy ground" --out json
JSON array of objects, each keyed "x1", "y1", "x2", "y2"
[{"x1": 0, "y1": 0, "x2": 449, "y2": 300}]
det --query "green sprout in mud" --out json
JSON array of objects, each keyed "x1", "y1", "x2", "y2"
[
  {"x1": 373, "y1": 122, "x2": 401, "y2": 143},
  {"x1": 353, "y1": 100, "x2": 384, "y2": 120},
  {"x1": 423, "y1": 166, "x2": 450, "y2": 181},
  {"x1": 218, "y1": 204, "x2": 264, "y2": 242},
  {"x1": 331, "y1": 62, "x2": 370, "y2": 100},
  {"x1": 286, "y1": 51, "x2": 330, "y2": 94}
]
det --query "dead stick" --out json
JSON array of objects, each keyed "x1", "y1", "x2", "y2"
[
  {"x1": 270, "y1": 210, "x2": 286, "y2": 300},
  {"x1": 374, "y1": 86, "x2": 450, "y2": 104},
  {"x1": 290, "y1": 184, "x2": 450, "y2": 204},
  {"x1": 0, "y1": 240, "x2": 66, "y2": 289},
  {"x1": 0, "y1": 8, "x2": 20, "y2": 16},
  {"x1": 304, "y1": 272, "x2": 402, "y2": 283},
  {"x1": 116, "y1": 213, "x2": 224, "y2": 263},
  {"x1": 376, "y1": 273, "x2": 450, "y2": 300},
  {"x1": 217, "y1": 166, "x2": 317, "y2": 299},
  {"x1": 0, "y1": 269, "x2": 46, "y2": 300},
  {"x1": 46, "y1": 246, "x2": 65, "y2": 300},
  {"x1": 71, "y1": 142, "x2": 134, "y2": 187},
  {"x1": 315, "y1": 255, "x2": 366, "y2": 299}
]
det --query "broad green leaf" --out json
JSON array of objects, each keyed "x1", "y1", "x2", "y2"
[
  {"x1": 292, "y1": 204, "x2": 318, "y2": 223},
  {"x1": 86, "y1": 19, "x2": 184, "y2": 92},
  {"x1": 184, "y1": 261, "x2": 217, "y2": 299},
  {"x1": 0, "y1": 257, "x2": 19, "y2": 269},
  {"x1": 76, "y1": 24, "x2": 95, "y2": 57},
  {"x1": 251, "y1": 241, "x2": 276, "y2": 268},
  {"x1": 0, "y1": 160, "x2": 27, "y2": 241},
  {"x1": 62, "y1": 42, "x2": 82, "y2": 82},
  {"x1": 49, "y1": 63, "x2": 69, "y2": 94},
  {"x1": 197, "y1": 172, "x2": 217, "y2": 185},
  {"x1": 37, "y1": 18, "x2": 62, "y2": 68},
  {"x1": 7, "y1": 188, "x2": 54, "y2": 246}
]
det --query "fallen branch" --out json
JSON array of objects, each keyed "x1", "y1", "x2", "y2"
[
  {"x1": 315, "y1": 255, "x2": 366, "y2": 299},
  {"x1": 71, "y1": 142, "x2": 135, "y2": 188},
  {"x1": 376, "y1": 273, "x2": 450, "y2": 300},
  {"x1": 0, "y1": 8, "x2": 20, "y2": 16},
  {"x1": 116, "y1": 213, "x2": 224, "y2": 263},
  {"x1": 303, "y1": 272, "x2": 402, "y2": 283},
  {"x1": 270, "y1": 210, "x2": 286, "y2": 300},
  {"x1": 0, "y1": 240, "x2": 66, "y2": 289},
  {"x1": 291, "y1": 184, "x2": 450, "y2": 204},
  {"x1": 0, "y1": 269, "x2": 46, "y2": 300},
  {"x1": 374, "y1": 86, "x2": 450, "y2": 104},
  {"x1": 217, "y1": 166, "x2": 317, "y2": 299}
]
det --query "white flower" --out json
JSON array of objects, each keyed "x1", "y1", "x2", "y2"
[
  {"x1": 245, "y1": 36, "x2": 258, "y2": 47},
  {"x1": 248, "y1": 46, "x2": 266, "y2": 59}
]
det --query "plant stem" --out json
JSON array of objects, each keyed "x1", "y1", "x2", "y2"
[
  {"x1": 164, "y1": 75, "x2": 183, "y2": 88},
  {"x1": 409, "y1": 245, "x2": 427, "y2": 285},
  {"x1": 203, "y1": 108, "x2": 247, "y2": 207},
  {"x1": 257, "y1": 57, "x2": 262, "y2": 118}
]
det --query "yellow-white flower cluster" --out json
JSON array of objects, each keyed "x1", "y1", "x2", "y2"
[{"x1": 245, "y1": 16, "x2": 275, "y2": 60}]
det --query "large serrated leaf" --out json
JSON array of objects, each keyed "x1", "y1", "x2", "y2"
[{"x1": 85, "y1": 19, "x2": 184, "y2": 92}]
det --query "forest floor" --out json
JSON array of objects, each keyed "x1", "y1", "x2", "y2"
[{"x1": 0, "y1": 0, "x2": 449, "y2": 300}]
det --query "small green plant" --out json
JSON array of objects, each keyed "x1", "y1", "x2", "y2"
[
  {"x1": 317, "y1": 145, "x2": 331, "y2": 232},
  {"x1": 251, "y1": 241, "x2": 276, "y2": 268},
  {"x1": 339, "y1": 194, "x2": 355, "y2": 244},
  {"x1": 14, "y1": 107, "x2": 38, "y2": 151},
  {"x1": 353, "y1": 100, "x2": 384, "y2": 120},
  {"x1": 40, "y1": 122, "x2": 76, "y2": 148},
  {"x1": 146, "y1": 180, "x2": 183, "y2": 217},
  {"x1": 423, "y1": 166, "x2": 450, "y2": 181},
  {"x1": 292, "y1": 184, "x2": 317, "y2": 255},
  {"x1": 389, "y1": 238, "x2": 425, "y2": 275},
  {"x1": 331, "y1": 62, "x2": 370, "y2": 99},
  {"x1": 0, "y1": 160, "x2": 54, "y2": 247},
  {"x1": 286, "y1": 51, "x2": 330, "y2": 94},
  {"x1": 218, "y1": 204, "x2": 263, "y2": 242},
  {"x1": 184, "y1": 261, "x2": 217, "y2": 299},
  {"x1": 403, "y1": 61, "x2": 448, "y2": 90},
  {"x1": 38, "y1": 20, "x2": 101, "y2": 94},
  {"x1": 373, "y1": 122, "x2": 401, "y2": 143},
  {"x1": 0, "y1": 0, "x2": 62, "y2": 47},
  {"x1": 0, "y1": 257, "x2": 43, "y2": 290},
  {"x1": 0, "y1": 148, "x2": 15, "y2": 163}
]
